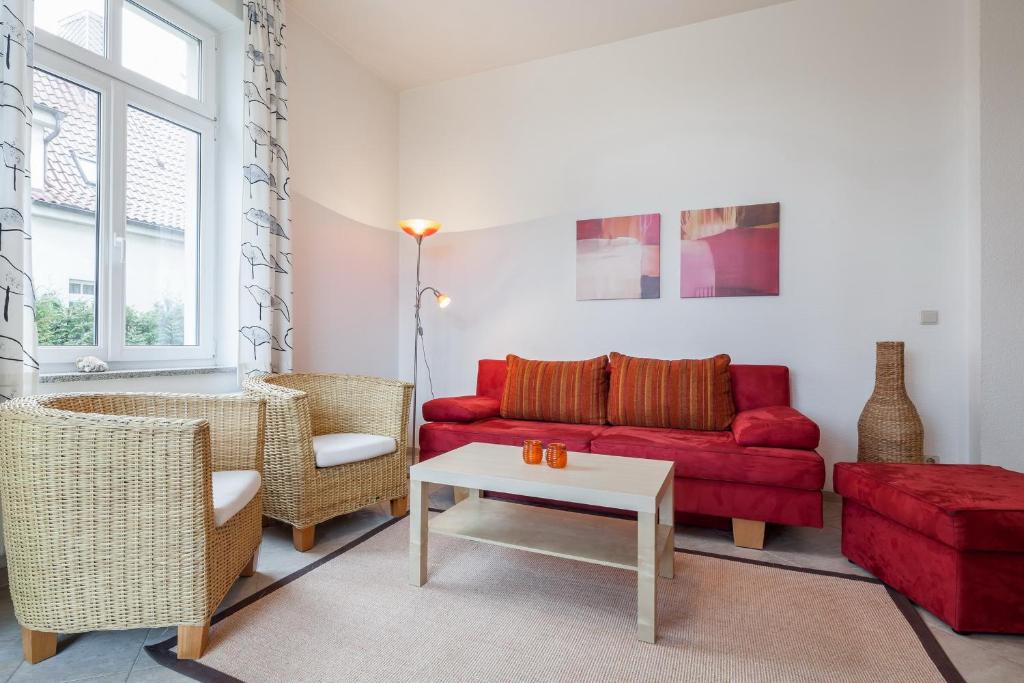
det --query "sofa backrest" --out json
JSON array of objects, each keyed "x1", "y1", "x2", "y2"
[
  {"x1": 477, "y1": 359, "x2": 509, "y2": 400},
  {"x1": 476, "y1": 358, "x2": 791, "y2": 411},
  {"x1": 729, "y1": 364, "x2": 791, "y2": 411}
]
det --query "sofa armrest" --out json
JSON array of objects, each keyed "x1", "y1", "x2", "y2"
[
  {"x1": 732, "y1": 406, "x2": 820, "y2": 450},
  {"x1": 422, "y1": 395, "x2": 500, "y2": 423}
]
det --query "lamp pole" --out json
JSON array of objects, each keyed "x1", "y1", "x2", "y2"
[
  {"x1": 400, "y1": 219, "x2": 444, "y2": 464},
  {"x1": 411, "y1": 235, "x2": 423, "y2": 459}
]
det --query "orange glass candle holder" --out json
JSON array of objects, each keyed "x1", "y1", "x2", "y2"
[
  {"x1": 522, "y1": 439, "x2": 543, "y2": 465},
  {"x1": 545, "y1": 442, "x2": 568, "y2": 469}
]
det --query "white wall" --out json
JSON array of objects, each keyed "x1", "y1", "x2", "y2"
[
  {"x1": 288, "y1": 10, "x2": 399, "y2": 232},
  {"x1": 286, "y1": 10, "x2": 402, "y2": 377},
  {"x1": 977, "y1": 0, "x2": 1024, "y2": 470},
  {"x1": 399, "y1": 0, "x2": 972, "y2": 483},
  {"x1": 291, "y1": 194, "x2": 399, "y2": 376}
]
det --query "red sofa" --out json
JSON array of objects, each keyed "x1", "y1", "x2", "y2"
[{"x1": 420, "y1": 359, "x2": 825, "y2": 548}]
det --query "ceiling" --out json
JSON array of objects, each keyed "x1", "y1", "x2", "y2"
[{"x1": 287, "y1": 0, "x2": 792, "y2": 90}]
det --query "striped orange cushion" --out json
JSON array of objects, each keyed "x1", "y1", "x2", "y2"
[
  {"x1": 499, "y1": 355, "x2": 609, "y2": 425},
  {"x1": 608, "y1": 352, "x2": 735, "y2": 430}
]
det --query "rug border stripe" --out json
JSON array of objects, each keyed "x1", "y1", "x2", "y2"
[
  {"x1": 885, "y1": 586, "x2": 967, "y2": 683},
  {"x1": 144, "y1": 514, "x2": 407, "y2": 682},
  {"x1": 146, "y1": 509, "x2": 964, "y2": 683}
]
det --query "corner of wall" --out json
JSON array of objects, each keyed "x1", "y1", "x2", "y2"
[{"x1": 964, "y1": 0, "x2": 982, "y2": 463}]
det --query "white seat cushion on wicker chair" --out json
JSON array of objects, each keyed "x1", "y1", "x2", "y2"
[
  {"x1": 313, "y1": 433, "x2": 397, "y2": 468},
  {"x1": 212, "y1": 470, "x2": 261, "y2": 527}
]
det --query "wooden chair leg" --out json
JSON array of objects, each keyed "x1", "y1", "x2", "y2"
[
  {"x1": 390, "y1": 495, "x2": 409, "y2": 517},
  {"x1": 732, "y1": 518, "x2": 766, "y2": 550},
  {"x1": 21, "y1": 627, "x2": 57, "y2": 664},
  {"x1": 240, "y1": 548, "x2": 259, "y2": 577},
  {"x1": 452, "y1": 486, "x2": 469, "y2": 504},
  {"x1": 292, "y1": 525, "x2": 315, "y2": 552},
  {"x1": 177, "y1": 622, "x2": 210, "y2": 660}
]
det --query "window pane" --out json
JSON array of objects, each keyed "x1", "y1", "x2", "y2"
[
  {"x1": 122, "y1": 2, "x2": 200, "y2": 97},
  {"x1": 125, "y1": 107, "x2": 199, "y2": 346},
  {"x1": 31, "y1": 70, "x2": 100, "y2": 347},
  {"x1": 36, "y1": 0, "x2": 106, "y2": 55}
]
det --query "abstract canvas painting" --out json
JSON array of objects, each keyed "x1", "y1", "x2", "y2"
[
  {"x1": 680, "y1": 202, "x2": 780, "y2": 298},
  {"x1": 576, "y1": 214, "x2": 660, "y2": 300}
]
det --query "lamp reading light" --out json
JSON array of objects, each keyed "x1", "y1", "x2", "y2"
[{"x1": 436, "y1": 293, "x2": 451, "y2": 309}]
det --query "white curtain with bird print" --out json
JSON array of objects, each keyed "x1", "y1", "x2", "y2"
[
  {"x1": 240, "y1": 0, "x2": 292, "y2": 377},
  {"x1": 0, "y1": 0, "x2": 37, "y2": 401}
]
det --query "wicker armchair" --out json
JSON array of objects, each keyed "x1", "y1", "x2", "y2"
[
  {"x1": 243, "y1": 373, "x2": 412, "y2": 551},
  {"x1": 0, "y1": 393, "x2": 266, "y2": 663}
]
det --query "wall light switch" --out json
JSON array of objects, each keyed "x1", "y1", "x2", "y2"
[{"x1": 920, "y1": 310, "x2": 939, "y2": 325}]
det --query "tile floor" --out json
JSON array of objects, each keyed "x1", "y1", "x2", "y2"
[{"x1": 1, "y1": 491, "x2": 1021, "y2": 682}]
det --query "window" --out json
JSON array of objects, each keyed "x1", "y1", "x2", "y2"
[
  {"x1": 33, "y1": 1, "x2": 217, "y2": 367},
  {"x1": 124, "y1": 107, "x2": 200, "y2": 347},
  {"x1": 36, "y1": 0, "x2": 106, "y2": 56},
  {"x1": 122, "y1": 1, "x2": 201, "y2": 97},
  {"x1": 32, "y1": 71, "x2": 100, "y2": 348}
]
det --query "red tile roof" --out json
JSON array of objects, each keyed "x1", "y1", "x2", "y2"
[{"x1": 31, "y1": 14, "x2": 193, "y2": 233}]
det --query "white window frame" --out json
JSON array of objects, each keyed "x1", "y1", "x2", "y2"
[
  {"x1": 34, "y1": 0, "x2": 219, "y2": 369},
  {"x1": 35, "y1": 0, "x2": 217, "y2": 117}
]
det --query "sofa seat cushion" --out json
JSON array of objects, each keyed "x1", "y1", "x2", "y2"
[
  {"x1": 313, "y1": 433, "x2": 396, "y2": 468},
  {"x1": 419, "y1": 418, "x2": 606, "y2": 456},
  {"x1": 423, "y1": 395, "x2": 500, "y2": 423},
  {"x1": 590, "y1": 426, "x2": 824, "y2": 491},
  {"x1": 732, "y1": 406, "x2": 820, "y2": 449},
  {"x1": 834, "y1": 463, "x2": 1024, "y2": 552},
  {"x1": 212, "y1": 470, "x2": 261, "y2": 528}
]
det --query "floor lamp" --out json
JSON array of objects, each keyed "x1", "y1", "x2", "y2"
[{"x1": 400, "y1": 219, "x2": 450, "y2": 462}]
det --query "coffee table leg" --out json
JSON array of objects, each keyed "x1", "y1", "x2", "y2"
[
  {"x1": 410, "y1": 479, "x2": 428, "y2": 586},
  {"x1": 637, "y1": 511, "x2": 657, "y2": 643},
  {"x1": 659, "y1": 481, "x2": 675, "y2": 580}
]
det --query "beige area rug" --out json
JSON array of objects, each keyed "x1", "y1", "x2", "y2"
[{"x1": 148, "y1": 514, "x2": 962, "y2": 683}]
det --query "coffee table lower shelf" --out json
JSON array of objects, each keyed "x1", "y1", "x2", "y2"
[{"x1": 429, "y1": 498, "x2": 673, "y2": 572}]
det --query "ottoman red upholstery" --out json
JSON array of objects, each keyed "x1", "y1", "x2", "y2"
[{"x1": 835, "y1": 462, "x2": 1024, "y2": 634}]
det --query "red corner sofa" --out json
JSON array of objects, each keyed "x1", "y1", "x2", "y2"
[{"x1": 420, "y1": 358, "x2": 825, "y2": 548}]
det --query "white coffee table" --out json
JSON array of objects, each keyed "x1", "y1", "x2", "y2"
[{"x1": 408, "y1": 442, "x2": 675, "y2": 643}]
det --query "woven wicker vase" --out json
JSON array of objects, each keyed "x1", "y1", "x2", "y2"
[{"x1": 857, "y1": 341, "x2": 924, "y2": 463}]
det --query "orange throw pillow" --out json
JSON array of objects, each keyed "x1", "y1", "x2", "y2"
[
  {"x1": 500, "y1": 354, "x2": 609, "y2": 425},
  {"x1": 608, "y1": 352, "x2": 735, "y2": 430}
]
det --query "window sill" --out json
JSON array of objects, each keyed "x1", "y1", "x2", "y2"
[{"x1": 40, "y1": 366, "x2": 236, "y2": 384}]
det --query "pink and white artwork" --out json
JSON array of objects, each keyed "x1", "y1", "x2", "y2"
[
  {"x1": 680, "y1": 203, "x2": 780, "y2": 298},
  {"x1": 576, "y1": 214, "x2": 660, "y2": 300}
]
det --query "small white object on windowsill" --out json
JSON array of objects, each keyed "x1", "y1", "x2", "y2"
[{"x1": 76, "y1": 356, "x2": 109, "y2": 373}]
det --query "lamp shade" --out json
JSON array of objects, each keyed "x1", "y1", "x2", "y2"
[
  {"x1": 399, "y1": 219, "x2": 441, "y2": 237},
  {"x1": 436, "y1": 292, "x2": 451, "y2": 308}
]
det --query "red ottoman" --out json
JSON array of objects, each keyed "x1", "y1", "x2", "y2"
[{"x1": 834, "y1": 462, "x2": 1024, "y2": 634}]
